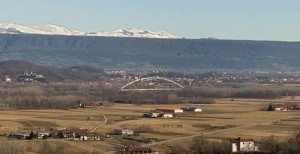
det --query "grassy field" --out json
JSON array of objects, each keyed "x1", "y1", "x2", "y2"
[{"x1": 0, "y1": 97, "x2": 299, "y2": 153}]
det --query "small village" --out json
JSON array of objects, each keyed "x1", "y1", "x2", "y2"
[{"x1": 1, "y1": 102, "x2": 265, "y2": 154}]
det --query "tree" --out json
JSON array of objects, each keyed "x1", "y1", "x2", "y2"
[
  {"x1": 286, "y1": 129, "x2": 300, "y2": 154},
  {"x1": 29, "y1": 131, "x2": 36, "y2": 140},
  {"x1": 260, "y1": 135, "x2": 280, "y2": 154},
  {"x1": 190, "y1": 136, "x2": 209, "y2": 154},
  {"x1": 266, "y1": 104, "x2": 275, "y2": 111}
]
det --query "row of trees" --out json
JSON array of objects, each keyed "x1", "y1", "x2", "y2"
[
  {"x1": 1, "y1": 82, "x2": 300, "y2": 109},
  {"x1": 0, "y1": 83, "x2": 107, "y2": 109}
]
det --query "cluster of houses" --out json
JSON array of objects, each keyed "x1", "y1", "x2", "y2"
[
  {"x1": 79, "y1": 101, "x2": 103, "y2": 108},
  {"x1": 113, "y1": 129, "x2": 134, "y2": 136},
  {"x1": 143, "y1": 106, "x2": 202, "y2": 118},
  {"x1": 18, "y1": 72, "x2": 45, "y2": 82},
  {"x1": 266, "y1": 103, "x2": 300, "y2": 111},
  {"x1": 8, "y1": 127, "x2": 102, "y2": 141}
]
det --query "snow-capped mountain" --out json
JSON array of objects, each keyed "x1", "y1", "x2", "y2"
[
  {"x1": 31, "y1": 24, "x2": 84, "y2": 35},
  {"x1": 0, "y1": 23, "x2": 84, "y2": 35},
  {"x1": 0, "y1": 23, "x2": 179, "y2": 38},
  {"x1": 89, "y1": 28, "x2": 178, "y2": 38}
]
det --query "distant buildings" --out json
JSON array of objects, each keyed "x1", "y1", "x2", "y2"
[
  {"x1": 2, "y1": 76, "x2": 12, "y2": 83},
  {"x1": 18, "y1": 72, "x2": 45, "y2": 82},
  {"x1": 8, "y1": 127, "x2": 102, "y2": 141},
  {"x1": 114, "y1": 129, "x2": 134, "y2": 135},
  {"x1": 8, "y1": 132, "x2": 30, "y2": 140},
  {"x1": 155, "y1": 107, "x2": 183, "y2": 113},
  {"x1": 267, "y1": 103, "x2": 300, "y2": 111},
  {"x1": 52, "y1": 127, "x2": 102, "y2": 140},
  {"x1": 143, "y1": 106, "x2": 202, "y2": 118},
  {"x1": 228, "y1": 137, "x2": 258, "y2": 153},
  {"x1": 79, "y1": 101, "x2": 103, "y2": 108}
]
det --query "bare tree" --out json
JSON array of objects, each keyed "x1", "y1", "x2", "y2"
[
  {"x1": 260, "y1": 135, "x2": 280, "y2": 154},
  {"x1": 190, "y1": 136, "x2": 209, "y2": 154}
]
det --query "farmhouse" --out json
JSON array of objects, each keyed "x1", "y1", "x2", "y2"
[
  {"x1": 143, "y1": 111, "x2": 174, "y2": 118},
  {"x1": 160, "y1": 113, "x2": 174, "y2": 118},
  {"x1": 114, "y1": 129, "x2": 134, "y2": 135},
  {"x1": 37, "y1": 131, "x2": 51, "y2": 139},
  {"x1": 8, "y1": 132, "x2": 30, "y2": 140},
  {"x1": 143, "y1": 111, "x2": 162, "y2": 118},
  {"x1": 273, "y1": 104, "x2": 299, "y2": 111},
  {"x1": 2, "y1": 76, "x2": 12, "y2": 83},
  {"x1": 155, "y1": 107, "x2": 183, "y2": 113},
  {"x1": 228, "y1": 137, "x2": 258, "y2": 152}
]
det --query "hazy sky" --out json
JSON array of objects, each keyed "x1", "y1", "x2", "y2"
[{"x1": 1, "y1": 0, "x2": 299, "y2": 41}]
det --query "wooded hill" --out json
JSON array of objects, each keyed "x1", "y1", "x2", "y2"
[
  {"x1": 0, "y1": 60, "x2": 106, "y2": 82},
  {"x1": 1, "y1": 34, "x2": 300, "y2": 70}
]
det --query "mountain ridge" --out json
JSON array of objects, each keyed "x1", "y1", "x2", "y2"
[
  {"x1": 0, "y1": 23, "x2": 179, "y2": 38},
  {"x1": 1, "y1": 33, "x2": 300, "y2": 70}
]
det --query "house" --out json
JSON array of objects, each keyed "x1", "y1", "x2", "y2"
[
  {"x1": 76, "y1": 132, "x2": 101, "y2": 141},
  {"x1": 8, "y1": 132, "x2": 30, "y2": 140},
  {"x1": 143, "y1": 111, "x2": 174, "y2": 118},
  {"x1": 2, "y1": 76, "x2": 12, "y2": 83},
  {"x1": 228, "y1": 137, "x2": 258, "y2": 153},
  {"x1": 114, "y1": 129, "x2": 134, "y2": 135},
  {"x1": 143, "y1": 111, "x2": 163, "y2": 118},
  {"x1": 159, "y1": 113, "x2": 174, "y2": 118},
  {"x1": 155, "y1": 107, "x2": 183, "y2": 113},
  {"x1": 274, "y1": 104, "x2": 284, "y2": 111},
  {"x1": 181, "y1": 107, "x2": 202, "y2": 112},
  {"x1": 37, "y1": 131, "x2": 51, "y2": 139}
]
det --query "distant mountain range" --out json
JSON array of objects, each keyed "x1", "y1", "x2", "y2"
[
  {"x1": 0, "y1": 23, "x2": 178, "y2": 39},
  {"x1": 1, "y1": 32, "x2": 300, "y2": 71}
]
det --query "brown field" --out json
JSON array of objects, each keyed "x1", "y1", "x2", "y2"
[{"x1": 0, "y1": 97, "x2": 300, "y2": 153}]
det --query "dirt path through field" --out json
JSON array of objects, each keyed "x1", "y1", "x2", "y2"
[{"x1": 91, "y1": 114, "x2": 108, "y2": 132}]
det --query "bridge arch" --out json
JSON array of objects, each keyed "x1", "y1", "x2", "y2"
[{"x1": 120, "y1": 77, "x2": 184, "y2": 91}]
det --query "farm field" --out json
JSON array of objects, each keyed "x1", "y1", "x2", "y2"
[{"x1": 0, "y1": 97, "x2": 299, "y2": 153}]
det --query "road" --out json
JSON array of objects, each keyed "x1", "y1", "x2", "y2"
[{"x1": 91, "y1": 114, "x2": 108, "y2": 132}]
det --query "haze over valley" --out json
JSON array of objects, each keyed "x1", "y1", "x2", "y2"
[{"x1": 1, "y1": 1, "x2": 300, "y2": 154}]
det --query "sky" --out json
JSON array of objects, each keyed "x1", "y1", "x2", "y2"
[{"x1": 0, "y1": 0, "x2": 299, "y2": 41}]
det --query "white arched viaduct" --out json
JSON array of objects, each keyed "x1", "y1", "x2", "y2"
[{"x1": 120, "y1": 77, "x2": 184, "y2": 91}]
